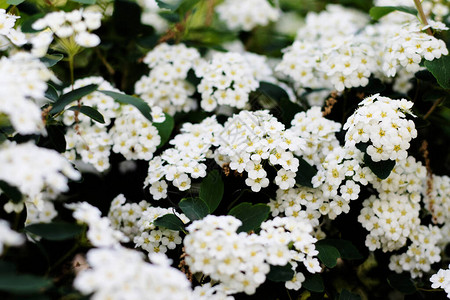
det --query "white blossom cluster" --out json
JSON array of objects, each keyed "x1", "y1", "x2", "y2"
[
  {"x1": 195, "y1": 52, "x2": 260, "y2": 111},
  {"x1": 0, "y1": 219, "x2": 24, "y2": 255},
  {"x1": 424, "y1": 175, "x2": 450, "y2": 224},
  {"x1": 0, "y1": 9, "x2": 26, "y2": 48},
  {"x1": 110, "y1": 105, "x2": 163, "y2": 160},
  {"x1": 184, "y1": 215, "x2": 318, "y2": 295},
  {"x1": 31, "y1": 9, "x2": 102, "y2": 56},
  {"x1": 74, "y1": 247, "x2": 195, "y2": 300},
  {"x1": 0, "y1": 52, "x2": 54, "y2": 135},
  {"x1": 137, "y1": 0, "x2": 169, "y2": 33},
  {"x1": 216, "y1": 0, "x2": 280, "y2": 31},
  {"x1": 344, "y1": 94, "x2": 417, "y2": 162},
  {"x1": 64, "y1": 76, "x2": 165, "y2": 171},
  {"x1": 276, "y1": 5, "x2": 372, "y2": 92},
  {"x1": 64, "y1": 77, "x2": 120, "y2": 172},
  {"x1": 67, "y1": 201, "x2": 129, "y2": 247},
  {"x1": 289, "y1": 106, "x2": 341, "y2": 165},
  {"x1": 0, "y1": 142, "x2": 80, "y2": 207},
  {"x1": 108, "y1": 194, "x2": 187, "y2": 254},
  {"x1": 146, "y1": 116, "x2": 222, "y2": 199},
  {"x1": 135, "y1": 43, "x2": 199, "y2": 115},
  {"x1": 216, "y1": 110, "x2": 304, "y2": 192},
  {"x1": 382, "y1": 21, "x2": 448, "y2": 77},
  {"x1": 430, "y1": 265, "x2": 450, "y2": 298}
]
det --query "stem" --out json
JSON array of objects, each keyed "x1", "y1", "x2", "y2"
[
  {"x1": 423, "y1": 97, "x2": 443, "y2": 119},
  {"x1": 68, "y1": 54, "x2": 75, "y2": 90},
  {"x1": 413, "y1": 0, "x2": 433, "y2": 35}
]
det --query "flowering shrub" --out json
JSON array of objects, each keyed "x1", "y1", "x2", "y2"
[{"x1": 0, "y1": 0, "x2": 449, "y2": 299}]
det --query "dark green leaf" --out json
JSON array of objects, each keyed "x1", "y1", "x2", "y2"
[
  {"x1": 0, "y1": 261, "x2": 16, "y2": 274},
  {"x1": 20, "y1": 13, "x2": 46, "y2": 33},
  {"x1": 45, "y1": 84, "x2": 58, "y2": 102},
  {"x1": 424, "y1": 55, "x2": 450, "y2": 89},
  {"x1": 100, "y1": 91, "x2": 152, "y2": 122},
  {"x1": 415, "y1": 69, "x2": 436, "y2": 82},
  {"x1": 267, "y1": 264, "x2": 294, "y2": 282},
  {"x1": 68, "y1": 105, "x2": 105, "y2": 124},
  {"x1": 179, "y1": 197, "x2": 209, "y2": 221},
  {"x1": 50, "y1": 84, "x2": 98, "y2": 114},
  {"x1": 156, "y1": 0, "x2": 182, "y2": 10},
  {"x1": 199, "y1": 169, "x2": 224, "y2": 213},
  {"x1": 0, "y1": 274, "x2": 52, "y2": 294},
  {"x1": 70, "y1": 0, "x2": 96, "y2": 4},
  {"x1": 42, "y1": 125, "x2": 66, "y2": 153},
  {"x1": 339, "y1": 289, "x2": 361, "y2": 300},
  {"x1": 369, "y1": 6, "x2": 417, "y2": 20},
  {"x1": 303, "y1": 274, "x2": 324, "y2": 293},
  {"x1": 319, "y1": 239, "x2": 363, "y2": 260},
  {"x1": 153, "y1": 214, "x2": 185, "y2": 231},
  {"x1": 258, "y1": 81, "x2": 290, "y2": 101},
  {"x1": 387, "y1": 274, "x2": 416, "y2": 294},
  {"x1": 229, "y1": 202, "x2": 270, "y2": 233},
  {"x1": 154, "y1": 113, "x2": 174, "y2": 148},
  {"x1": 295, "y1": 157, "x2": 318, "y2": 188},
  {"x1": 364, "y1": 153, "x2": 395, "y2": 180},
  {"x1": 24, "y1": 222, "x2": 83, "y2": 241},
  {"x1": 40, "y1": 54, "x2": 64, "y2": 68},
  {"x1": 0, "y1": 180, "x2": 22, "y2": 203},
  {"x1": 316, "y1": 243, "x2": 340, "y2": 268},
  {"x1": 7, "y1": 0, "x2": 25, "y2": 5}
]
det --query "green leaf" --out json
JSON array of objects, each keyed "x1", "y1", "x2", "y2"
[
  {"x1": 50, "y1": 84, "x2": 98, "y2": 114},
  {"x1": 424, "y1": 55, "x2": 450, "y2": 89},
  {"x1": 153, "y1": 214, "x2": 185, "y2": 231},
  {"x1": 0, "y1": 274, "x2": 52, "y2": 294},
  {"x1": 179, "y1": 197, "x2": 209, "y2": 221},
  {"x1": 100, "y1": 91, "x2": 153, "y2": 122},
  {"x1": 339, "y1": 289, "x2": 361, "y2": 300},
  {"x1": 42, "y1": 125, "x2": 66, "y2": 153},
  {"x1": 40, "y1": 54, "x2": 64, "y2": 68},
  {"x1": 295, "y1": 157, "x2": 318, "y2": 188},
  {"x1": 70, "y1": 0, "x2": 96, "y2": 4},
  {"x1": 369, "y1": 6, "x2": 417, "y2": 20},
  {"x1": 258, "y1": 81, "x2": 290, "y2": 101},
  {"x1": 320, "y1": 239, "x2": 363, "y2": 260},
  {"x1": 24, "y1": 222, "x2": 83, "y2": 241},
  {"x1": 229, "y1": 202, "x2": 270, "y2": 233},
  {"x1": 154, "y1": 113, "x2": 174, "y2": 148},
  {"x1": 20, "y1": 13, "x2": 46, "y2": 33},
  {"x1": 387, "y1": 274, "x2": 416, "y2": 294},
  {"x1": 303, "y1": 274, "x2": 324, "y2": 293},
  {"x1": 199, "y1": 169, "x2": 224, "y2": 213},
  {"x1": 68, "y1": 105, "x2": 105, "y2": 124},
  {"x1": 364, "y1": 153, "x2": 395, "y2": 180},
  {"x1": 45, "y1": 84, "x2": 59, "y2": 102},
  {"x1": 316, "y1": 243, "x2": 340, "y2": 268},
  {"x1": 266, "y1": 264, "x2": 295, "y2": 282},
  {"x1": 156, "y1": 0, "x2": 182, "y2": 11},
  {"x1": 0, "y1": 180, "x2": 23, "y2": 203},
  {"x1": 7, "y1": 0, "x2": 25, "y2": 5}
]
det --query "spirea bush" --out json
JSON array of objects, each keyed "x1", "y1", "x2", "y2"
[{"x1": 0, "y1": 0, "x2": 449, "y2": 299}]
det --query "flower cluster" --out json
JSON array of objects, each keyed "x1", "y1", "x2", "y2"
[
  {"x1": 216, "y1": 0, "x2": 280, "y2": 31},
  {"x1": 216, "y1": 110, "x2": 304, "y2": 192},
  {"x1": 431, "y1": 265, "x2": 450, "y2": 297},
  {"x1": 31, "y1": 9, "x2": 102, "y2": 56},
  {"x1": 135, "y1": 43, "x2": 199, "y2": 115},
  {"x1": 195, "y1": 52, "x2": 260, "y2": 111},
  {"x1": 344, "y1": 94, "x2": 416, "y2": 162},
  {"x1": 74, "y1": 247, "x2": 194, "y2": 300},
  {"x1": 0, "y1": 220, "x2": 24, "y2": 255},
  {"x1": 0, "y1": 9, "x2": 26, "y2": 47},
  {"x1": 67, "y1": 202, "x2": 129, "y2": 247},
  {"x1": 109, "y1": 194, "x2": 187, "y2": 254},
  {"x1": 0, "y1": 52, "x2": 54, "y2": 135},
  {"x1": 0, "y1": 142, "x2": 80, "y2": 206},
  {"x1": 110, "y1": 105, "x2": 163, "y2": 160},
  {"x1": 146, "y1": 116, "x2": 222, "y2": 199},
  {"x1": 184, "y1": 215, "x2": 319, "y2": 294}
]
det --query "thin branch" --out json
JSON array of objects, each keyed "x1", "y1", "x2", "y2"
[
  {"x1": 423, "y1": 97, "x2": 443, "y2": 120},
  {"x1": 413, "y1": 0, "x2": 433, "y2": 35}
]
